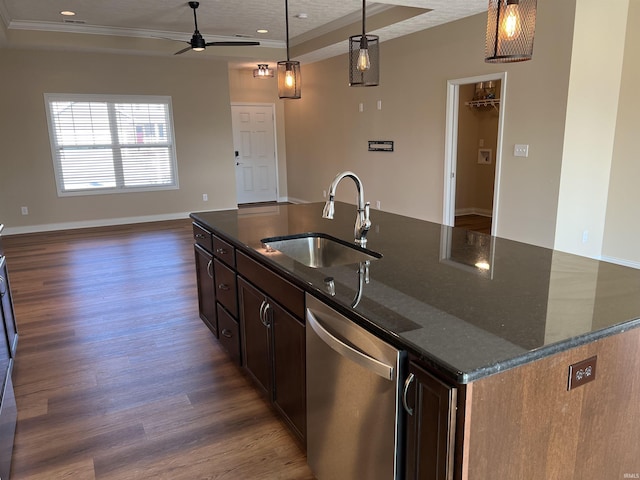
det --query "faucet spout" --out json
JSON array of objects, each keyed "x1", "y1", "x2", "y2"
[{"x1": 322, "y1": 171, "x2": 371, "y2": 246}]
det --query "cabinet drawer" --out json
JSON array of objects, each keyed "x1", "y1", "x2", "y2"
[
  {"x1": 214, "y1": 259, "x2": 237, "y2": 317},
  {"x1": 237, "y1": 251, "x2": 304, "y2": 319},
  {"x1": 217, "y1": 304, "x2": 241, "y2": 366},
  {"x1": 212, "y1": 234, "x2": 235, "y2": 268},
  {"x1": 192, "y1": 223, "x2": 213, "y2": 252}
]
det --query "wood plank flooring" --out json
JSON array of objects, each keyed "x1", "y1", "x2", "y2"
[
  {"x1": 2, "y1": 219, "x2": 314, "y2": 480},
  {"x1": 454, "y1": 215, "x2": 492, "y2": 235}
]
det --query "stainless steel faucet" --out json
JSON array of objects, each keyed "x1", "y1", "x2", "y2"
[{"x1": 322, "y1": 171, "x2": 371, "y2": 247}]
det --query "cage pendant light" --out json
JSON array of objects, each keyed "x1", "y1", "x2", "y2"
[
  {"x1": 485, "y1": 0, "x2": 537, "y2": 63},
  {"x1": 278, "y1": 0, "x2": 301, "y2": 99},
  {"x1": 349, "y1": 0, "x2": 379, "y2": 86}
]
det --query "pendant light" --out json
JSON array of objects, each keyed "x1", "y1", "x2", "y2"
[
  {"x1": 253, "y1": 64, "x2": 274, "y2": 78},
  {"x1": 485, "y1": 0, "x2": 537, "y2": 63},
  {"x1": 277, "y1": 0, "x2": 301, "y2": 99},
  {"x1": 349, "y1": 0, "x2": 379, "y2": 87}
]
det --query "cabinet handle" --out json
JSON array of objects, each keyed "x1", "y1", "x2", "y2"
[
  {"x1": 216, "y1": 248, "x2": 228, "y2": 255},
  {"x1": 403, "y1": 373, "x2": 415, "y2": 416},
  {"x1": 0, "y1": 277, "x2": 5, "y2": 297},
  {"x1": 218, "y1": 283, "x2": 230, "y2": 291},
  {"x1": 194, "y1": 233, "x2": 206, "y2": 239},
  {"x1": 207, "y1": 260, "x2": 213, "y2": 279},
  {"x1": 259, "y1": 299, "x2": 271, "y2": 327},
  {"x1": 221, "y1": 329, "x2": 233, "y2": 338}
]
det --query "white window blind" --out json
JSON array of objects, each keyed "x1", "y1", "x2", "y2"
[{"x1": 44, "y1": 94, "x2": 179, "y2": 196}]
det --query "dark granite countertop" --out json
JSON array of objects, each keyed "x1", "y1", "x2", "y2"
[{"x1": 190, "y1": 202, "x2": 640, "y2": 384}]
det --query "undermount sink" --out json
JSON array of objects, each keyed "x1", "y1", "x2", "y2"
[{"x1": 260, "y1": 233, "x2": 382, "y2": 268}]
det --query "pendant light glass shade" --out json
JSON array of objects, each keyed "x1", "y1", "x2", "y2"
[
  {"x1": 277, "y1": 61, "x2": 301, "y2": 98},
  {"x1": 349, "y1": 0, "x2": 379, "y2": 86},
  {"x1": 485, "y1": 0, "x2": 537, "y2": 63},
  {"x1": 278, "y1": 0, "x2": 301, "y2": 99},
  {"x1": 349, "y1": 34, "x2": 379, "y2": 86},
  {"x1": 253, "y1": 64, "x2": 274, "y2": 78}
]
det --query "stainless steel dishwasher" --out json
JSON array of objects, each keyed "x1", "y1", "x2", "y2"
[{"x1": 306, "y1": 294, "x2": 404, "y2": 480}]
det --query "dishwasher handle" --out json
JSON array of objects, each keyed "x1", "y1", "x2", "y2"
[{"x1": 306, "y1": 308, "x2": 394, "y2": 381}]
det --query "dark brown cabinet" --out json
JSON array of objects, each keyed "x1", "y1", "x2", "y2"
[
  {"x1": 0, "y1": 258, "x2": 17, "y2": 357},
  {"x1": 0, "y1": 226, "x2": 17, "y2": 479},
  {"x1": 194, "y1": 244, "x2": 217, "y2": 336},
  {"x1": 404, "y1": 360, "x2": 457, "y2": 480},
  {"x1": 192, "y1": 222, "x2": 307, "y2": 444},
  {"x1": 236, "y1": 251, "x2": 307, "y2": 443},
  {"x1": 192, "y1": 223, "x2": 240, "y2": 365}
]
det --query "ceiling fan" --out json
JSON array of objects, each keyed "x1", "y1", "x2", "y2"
[{"x1": 174, "y1": 1, "x2": 260, "y2": 55}]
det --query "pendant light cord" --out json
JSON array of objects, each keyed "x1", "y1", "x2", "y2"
[
  {"x1": 285, "y1": 0, "x2": 290, "y2": 61},
  {"x1": 362, "y1": 0, "x2": 366, "y2": 36}
]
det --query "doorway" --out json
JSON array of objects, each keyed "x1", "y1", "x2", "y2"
[
  {"x1": 443, "y1": 73, "x2": 507, "y2": 236},
  {"x1": 231, "y1": 104, "x2": 278, "y2": 204}
]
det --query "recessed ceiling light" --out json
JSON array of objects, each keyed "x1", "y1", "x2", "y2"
[
  {"x1": 60, "y1": 10, "x2": 76, "y2": 16},
  {"x1": 256, "y1": 29, "x2": 268, "y2": 34}
]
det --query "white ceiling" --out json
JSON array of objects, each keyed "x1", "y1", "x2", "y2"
[{"x1": 0, "y1": 0, "x2": 487, "y2": 67}]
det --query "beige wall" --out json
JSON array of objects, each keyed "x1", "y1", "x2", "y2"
[
  {"x1": 602, "y1": 0, "x2": 640, "y2": 265},
  {"x1": 284, "y1": 1, "x2": 576, "y2": 248},
  {"x1": 0, "y1": 48, "x2": 237, "y2": 233},
  {"x1": 228, "y1": 68, "x2": 288, "y2": 200}
]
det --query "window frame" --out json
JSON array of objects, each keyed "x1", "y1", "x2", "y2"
[{"x1": 44, "y1": 93, "x2": 179, "y2": 197}]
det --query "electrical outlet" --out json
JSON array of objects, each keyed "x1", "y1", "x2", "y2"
[
  {"x1": 202, "y1": 193, "x2": 208, "y2": 201},
  {"x1": 568, "y1": 356, "x2": 597, "y2": 390},
  {"x1": 323, "y1": 190, "x2": 327, "y2": 198},
  {"x1": 376, "y1": 200, "x2": 381, "y2": 209},
  {"x1": 21, "y1": 206, "x2": 28, "y2": 215}
]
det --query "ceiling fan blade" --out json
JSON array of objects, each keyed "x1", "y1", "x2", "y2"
[
  {"x1": 205, "y1": 41, "x2": 260, "y2": 47},
  {"x1": 174, "y1": 46, "x2": 193, "y2": 55}
]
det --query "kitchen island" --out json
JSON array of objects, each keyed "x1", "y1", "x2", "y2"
[{"x1": 191, "y1": 202, "x2": 640, "y2": 479}]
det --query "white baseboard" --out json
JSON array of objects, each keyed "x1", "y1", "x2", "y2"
[
  {"x1": 600, "y1": 255, "x2": 640, "y2": 270},
  {"x1": 3, "y1": 211, "x2": 202, "y2": 236},
  {"x1": 286, "y1": 197, "x2": 310, "y2": 204},
  {"x1": 455, "y1": 208, "x2": 493, "y2": 217}
]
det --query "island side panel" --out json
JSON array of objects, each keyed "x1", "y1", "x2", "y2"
[{"x1": 463, "y1": 326, "x2": 640, "y2": 479}]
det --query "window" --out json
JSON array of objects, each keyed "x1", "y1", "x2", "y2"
[{"x1": 44, "y1": 94, "x2": 179, "y2": 196}]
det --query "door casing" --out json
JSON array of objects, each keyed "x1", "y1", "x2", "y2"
[{"x1": 443, "y1": 72, "x2": 507, "y2": 236}]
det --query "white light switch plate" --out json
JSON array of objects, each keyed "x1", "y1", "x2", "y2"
[{"x1": 514, "y1": 144, "x2": 529, "y2": 157}]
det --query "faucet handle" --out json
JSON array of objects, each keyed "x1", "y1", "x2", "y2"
[{"x1": 363, "y1": 202, "x2": 371, "y2": 229}]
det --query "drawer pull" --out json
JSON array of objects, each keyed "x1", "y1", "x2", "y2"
[
  {"x1": 0, "y1": 277, "x2": 5, "y2": 297},
  {"x1": 221, "y1": 329, "x2": 233, "y2": 338},
  {"x1": 194, "y1": 233, "x2": 206, "y2": 239},
  {"x1": 216, "y1": 248, "x2": 228, "y2": 255},
  {"x1": 218, "y1": 283, "x2": 230, "y2": 291}
]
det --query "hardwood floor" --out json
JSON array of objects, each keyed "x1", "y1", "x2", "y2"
[
  {"x1": 2, "y1": 219, "x2": 313, "y2": 480},
  {"x1": 454, "y1": 214, "x2": 492, "y2": 235}
]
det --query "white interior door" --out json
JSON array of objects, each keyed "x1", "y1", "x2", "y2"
[{"x1": 232, "y1": 104, "x2": 277, "y2": 204}]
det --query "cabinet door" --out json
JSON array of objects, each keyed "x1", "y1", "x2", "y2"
[
  {"x1": 238, "y1": 278, "x2": 271, "y2": 396},
  {"x1": 271, "y1": 301, "x2": 306, "y2": 442},
  {"x1": 404, "y1": 361, "x2": 457, "y2": 480},
  {"x1": 194, "y1": 245, "x2": 217, "y2": 336}
]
